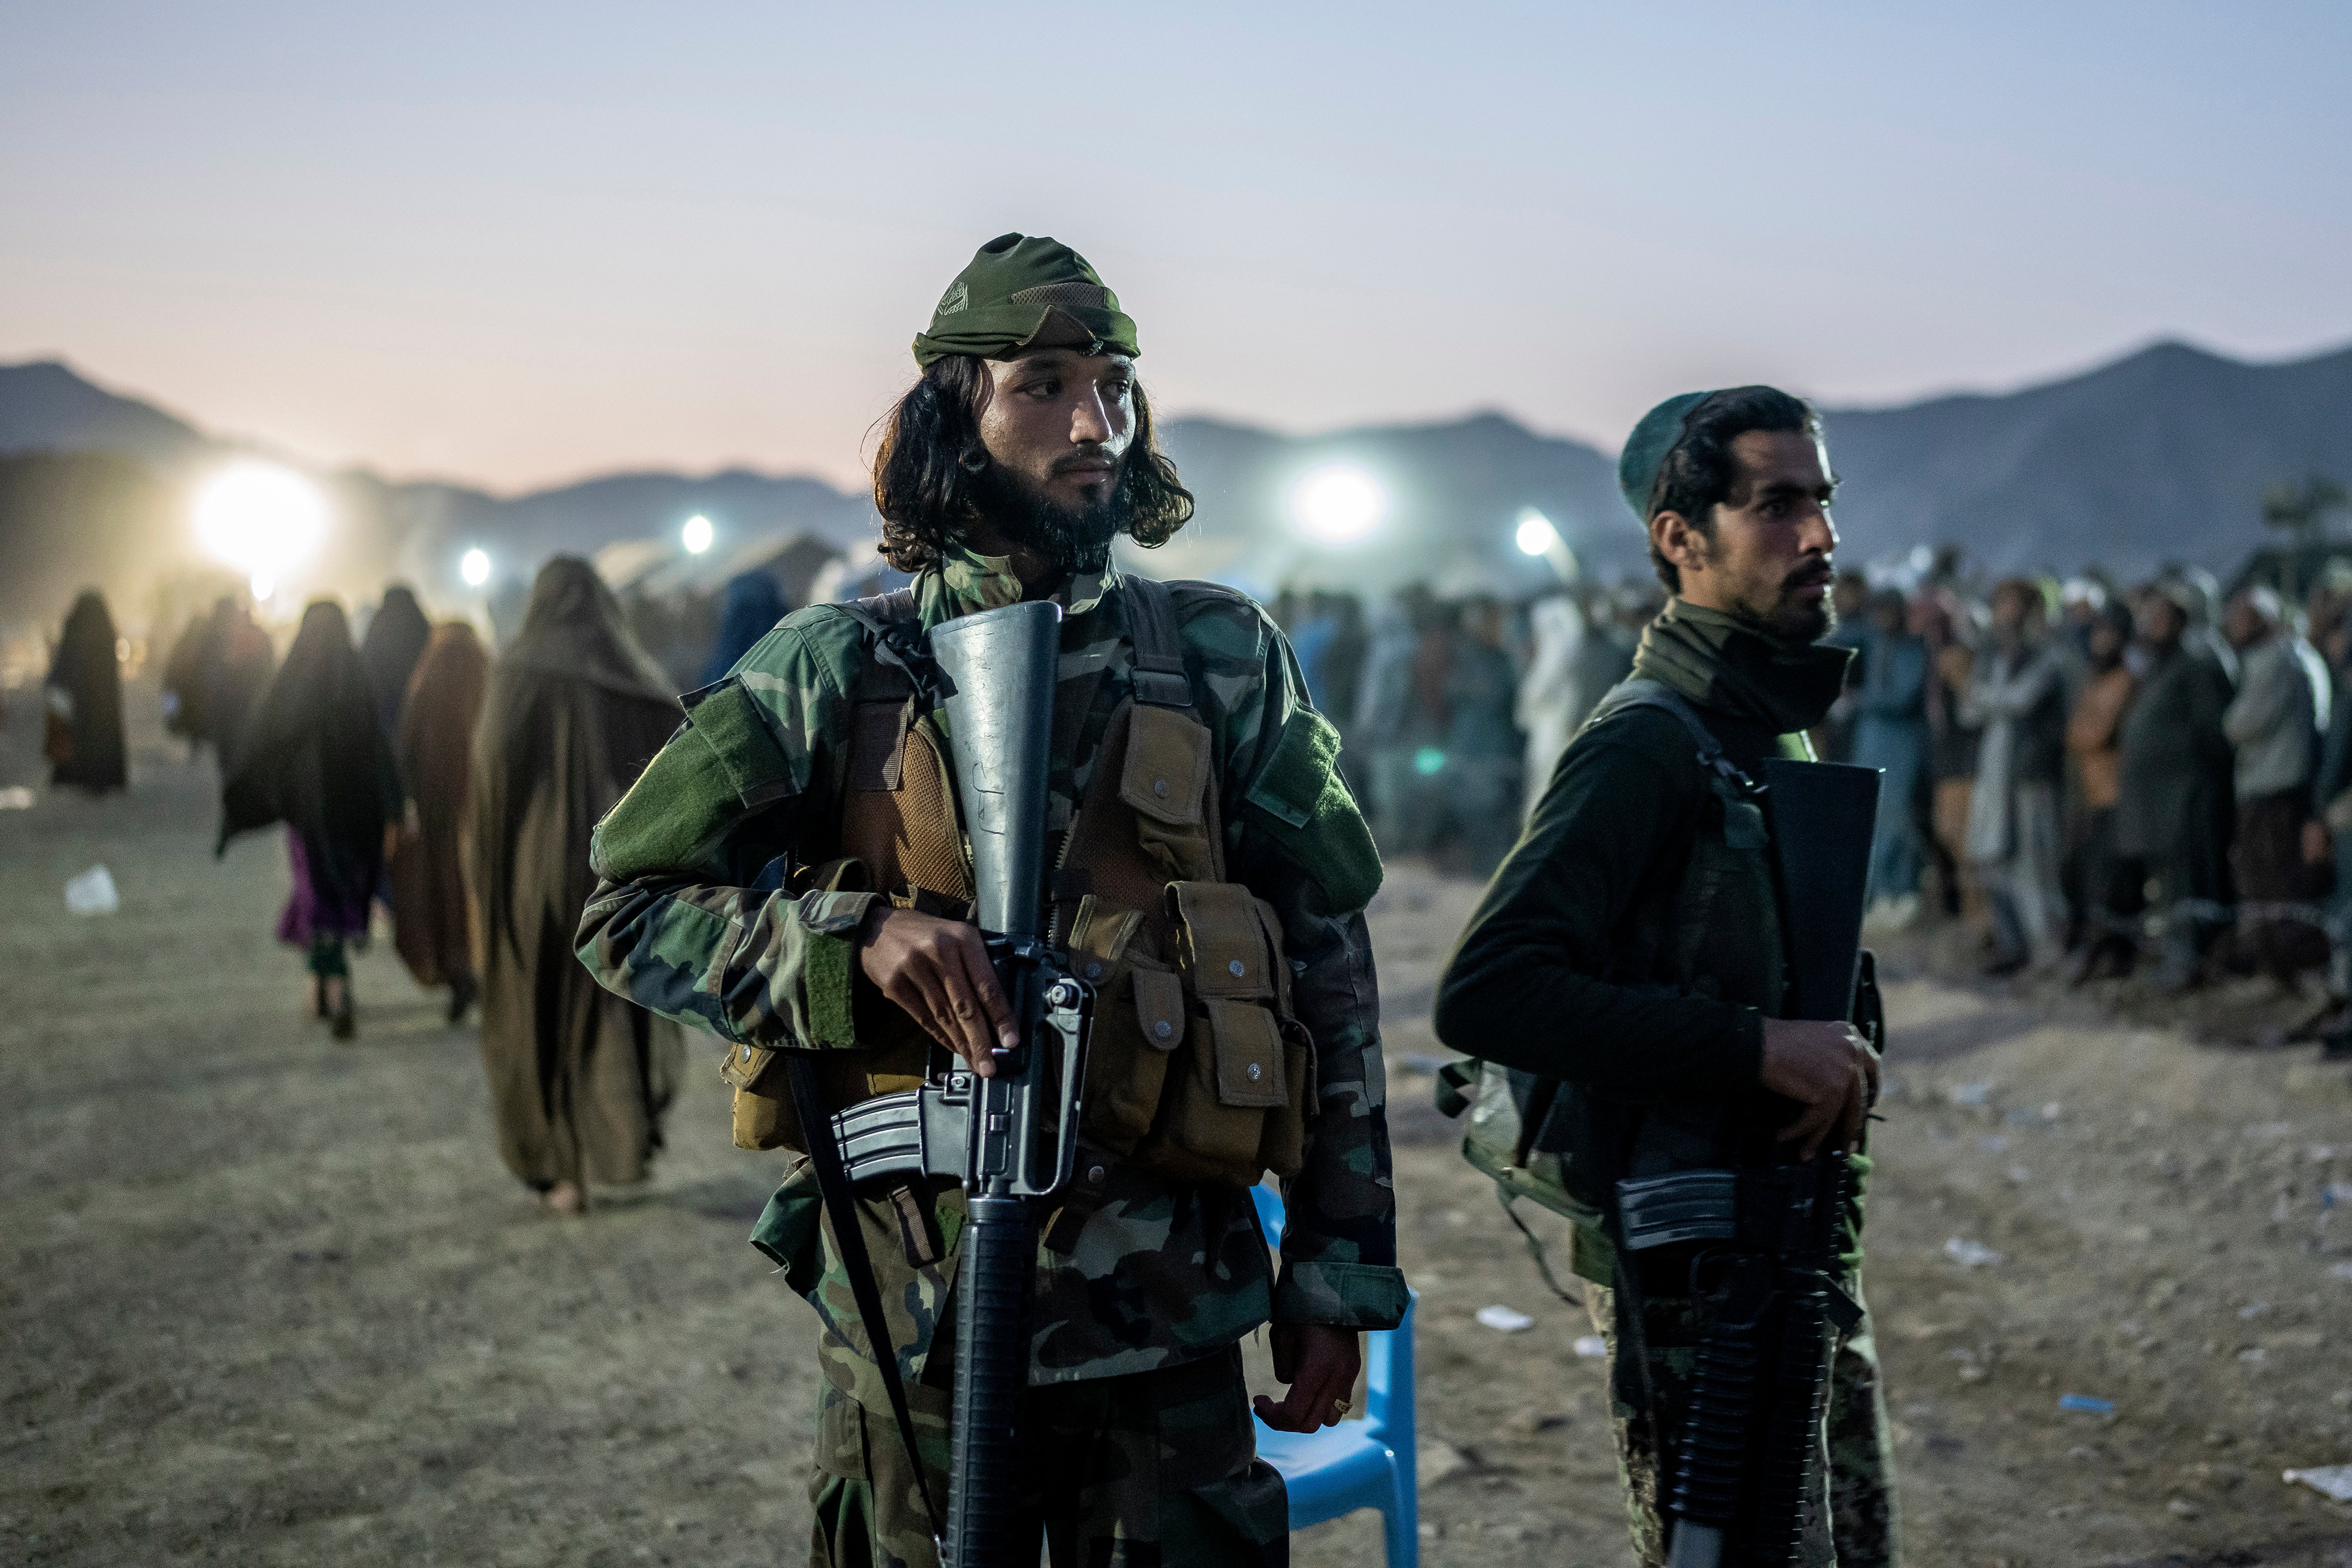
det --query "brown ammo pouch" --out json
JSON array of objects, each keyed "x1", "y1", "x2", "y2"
[{"x1": 1052, "y1": 575, "x2": 1316, "y2": 1189}]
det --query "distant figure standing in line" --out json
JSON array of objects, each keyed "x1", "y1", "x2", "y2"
[
  {"x1": 44, "y1": 590, "x2": 128, "y2": 795},
  {"x1": 1851, "y1": 588, "x2": 1928, "y2": 925},
  {"x1": 1964, "y1": 579, "x2": 2073, "y2": 975},
  {"x1": 2116, "y1": 583, "x2": 2239, "y2": 991},
  {"x1": 219, "y1": 600, "x2": 403, "y2": 1038},
  {"x1": 1516, "y1": 593, "x2": 1586, "y2": 818},
  {"x1": 469, "y1": 558, "x2": 683, "y2": 1214},
  {"x1": 390, "y1": 621, "x2": 491, "y2": 1024},
  {"x1": 2221, "y1": 586, "x2": 2330, "y2": 983},
  {"x1": 2067, "y1": 601, "x2": 2144, "y2": 983}
]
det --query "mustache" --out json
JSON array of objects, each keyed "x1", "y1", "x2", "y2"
[
  {"x1": 1049, "y1": 448, "x2": 1122, "y2": 477},
  {"x1": 1784, "y1": 558, "x2": 1833, "y2": 590}
]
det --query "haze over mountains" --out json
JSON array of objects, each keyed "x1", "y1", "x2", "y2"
[{"x1": 2, "y1": 339, "x2": 2348, "y2": 624}]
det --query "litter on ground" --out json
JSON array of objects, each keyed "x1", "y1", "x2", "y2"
[
  {"x1": 64, "y1": 865, "x2": 119, "y2": 916},
  {"x1": 2283, "y1": 1465, "x2": 2352, "y2": 1503}
]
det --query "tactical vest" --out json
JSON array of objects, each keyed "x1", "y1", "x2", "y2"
[
  {"x1": 725, "y1": 575, "x2": 1315, "y2": 1190},
  {"x1": 1441, "y1": 680, "x2": 1792, "y2": 1274}
]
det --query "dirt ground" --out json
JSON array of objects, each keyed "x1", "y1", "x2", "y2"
[{"x1": 6, "y1": 689, "x2": 2352, "y2": 1568}]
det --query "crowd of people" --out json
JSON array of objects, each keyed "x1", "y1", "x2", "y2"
[
  {"x1": 1281, "y1": 550, "x2": 2352, "y2": 1051},
  {"x1": 89, "y1": 559, "x2": 701, "y2": 1213},
  {"x1": 1816, "y1": 560, "x2": 2352, "y2": 1031},
  {"x1": 1272, "y1": 577, "x2": 1665, "y2": 875}
]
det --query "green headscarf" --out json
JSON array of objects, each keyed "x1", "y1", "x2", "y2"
[
  {"x1": 1617, "y1": 390, "x2": 1713, "y2": 521},
  {"x1": 911, "y1": 233, "x2": 1140, "y2": 368}
]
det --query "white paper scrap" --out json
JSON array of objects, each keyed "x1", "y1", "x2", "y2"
[{"x1": 2284, "y1": 1465, "x2": 2352, "y2": 1503}]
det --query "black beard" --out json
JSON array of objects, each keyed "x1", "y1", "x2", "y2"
[
  {"x1": 1728, "y1": 587, "x2": 1832, "y2": 645},
  {"x1": 971, "y1": 461, "x2": 1127, "y2": 575}
]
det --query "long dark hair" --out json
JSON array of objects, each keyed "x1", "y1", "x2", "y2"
[{"x1": 870, "y1": 354, "x2": 1195, "y2": 573}]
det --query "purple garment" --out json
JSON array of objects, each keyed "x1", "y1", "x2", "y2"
[{"x1": 277, "y1": 828, "x2": 372, "y2": 947}]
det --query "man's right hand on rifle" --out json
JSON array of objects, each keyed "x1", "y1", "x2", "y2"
[{"x1": 857, "y1": 906, "x2": 1018, "y2": 1078}]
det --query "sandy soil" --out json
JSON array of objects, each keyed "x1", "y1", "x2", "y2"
[{"x1": 5, "y1": 693, "x2": 2352, "y2": 1567}]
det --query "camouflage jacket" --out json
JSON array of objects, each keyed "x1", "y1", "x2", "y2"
[{"x1": 576, "y1": 546, "x2": 1406, "y2": 1403}]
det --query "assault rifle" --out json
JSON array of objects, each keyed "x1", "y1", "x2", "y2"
[
  {"x1": 787, "y1": 600, "x2": 1094, "y2": 1568},
  {"x1": 1618, "y1": 755, "x2": 1879, "y2": 1568}
]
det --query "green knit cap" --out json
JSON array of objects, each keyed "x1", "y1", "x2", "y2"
[
  {"x1": 912, "y1": 233, "x2": 1140, "y2": 368},
  {"x1": 1617, "y1": 390, "x2": 1714, "y2": 521}
]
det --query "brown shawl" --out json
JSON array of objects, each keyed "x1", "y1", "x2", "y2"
[
  {"x1": 390, "y1": 622, "x2": 489, "y2": 987},
  {"x1": 468, "y1": 559, "x2": 685, "y2": 1190}
]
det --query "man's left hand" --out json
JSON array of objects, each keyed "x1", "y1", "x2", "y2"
[{"x1": 1252, "y1": 1323, "x2": 1361, "y2": 1432}]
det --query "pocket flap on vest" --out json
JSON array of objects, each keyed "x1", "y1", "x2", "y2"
[
  {"x1": 1204, "y1": 998, "x2": 1286, "y2": 1107},
  {"x1": 1132, "y1": 965, "x2": 1187, "y2": 1052},
  {"x1": 1120, "y1": 704, "x2": 1211, "y2": 828},
  {"x1": 1171, "y1": 881, "x2": 1275, "y2": 999},
  {"x1": 1065, "y1": 895, "x2": 1144, "y2": 986}
]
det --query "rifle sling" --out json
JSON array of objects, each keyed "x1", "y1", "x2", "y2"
[
  {"x1": 785, "y1": 1051, "x2": 941, "y2": 1530},
  {"x1": 838, "y1": 589, "x2": 945, "y2": 708}
]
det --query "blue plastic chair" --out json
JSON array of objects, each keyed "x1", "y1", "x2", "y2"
[{"x1": 1250, "y1": 1183, "x2": 1418, "y2": 1568}]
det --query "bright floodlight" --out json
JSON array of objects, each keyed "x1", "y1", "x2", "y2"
[
  {"x1": 193, "y1": 462, "x2": 328, "y2": 592},
  {"x1": 1516, "y1": 508, "x2": 1559, "y2": 557},
  {"x1": 682, "y1": 514, "x2": 714, "y2": 554},
  {"x1": 459, "y1": 548, "x2": 492, "y2": 588},
  {"x1": 1291, "y1": 467, "x2": 1384, "y2": 545}
]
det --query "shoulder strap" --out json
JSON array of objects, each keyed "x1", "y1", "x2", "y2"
[
  {"x1": 1118, "y1": 575, "x2": 1196, "y2": 710},
  {"x1": 784, "y1": 1055, "x2": 940, "y2": 1529},
  {"x1": 836, "y1": 590, "x2": 944, "y2": 707},
  {"x1": 1587, "y1": 677, "x2": 1757, "y2": 795}
]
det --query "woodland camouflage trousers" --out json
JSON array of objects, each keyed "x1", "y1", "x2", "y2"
[
  {"x1": 808, "y1": 1343, "x2": 1290, "y2": 1568},
  {"x1": 1583, "y1": 1275, "x2": 1900, "y2": 1567}
]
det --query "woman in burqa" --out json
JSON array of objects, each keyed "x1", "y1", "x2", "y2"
[
  {"x1": 219, "y1": 600, "x2": 403, "y2": 1038},
  {"x1": 165, "y1": 595, "x2": 277, "y2": 769},
  {"x1": 361, "y1": 584, "x2": 433, "y2": 737},
  {"x1": 470, "y1": 557, "x2": 683, "y2": 1213},
  {"x1": 44, "y1": 591, "x2": 127, "y2": 793},
  {"x1": 390, "y1": 621, "x2": 490, "y2": 1024}
]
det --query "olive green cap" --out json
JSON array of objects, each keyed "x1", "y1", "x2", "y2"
[
  {"x1": 912, "y1": 232, "x2": 1140, "y2": 368},
  {"x1": 1618, "y1": 390, "x2": 1714, "y2": 520}
]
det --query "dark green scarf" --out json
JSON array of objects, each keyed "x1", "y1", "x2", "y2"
[{"x1": 1632, "y1": 599, "x2": 1851, "y2": 736}]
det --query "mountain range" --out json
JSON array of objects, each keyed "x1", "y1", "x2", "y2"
[{"x1": 4, "y1": 338, "x2": 2349, "y2": 625}]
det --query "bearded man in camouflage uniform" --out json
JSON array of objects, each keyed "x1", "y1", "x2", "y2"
[{"x1": 577, "y1": 233, "x2": 1405, "y2": 1568}]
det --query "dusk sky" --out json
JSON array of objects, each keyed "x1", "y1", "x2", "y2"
[{"x1": 5, "y1": 2, "x2": 2347, "y2": 494}]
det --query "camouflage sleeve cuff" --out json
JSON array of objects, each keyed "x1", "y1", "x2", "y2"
[
  {"x1": 791, "y1": 889, "x2": 877, "y2": 1049},
  {"x1": 1272, "y1": 1259, "x2": 1409, "y2": 1331}
]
